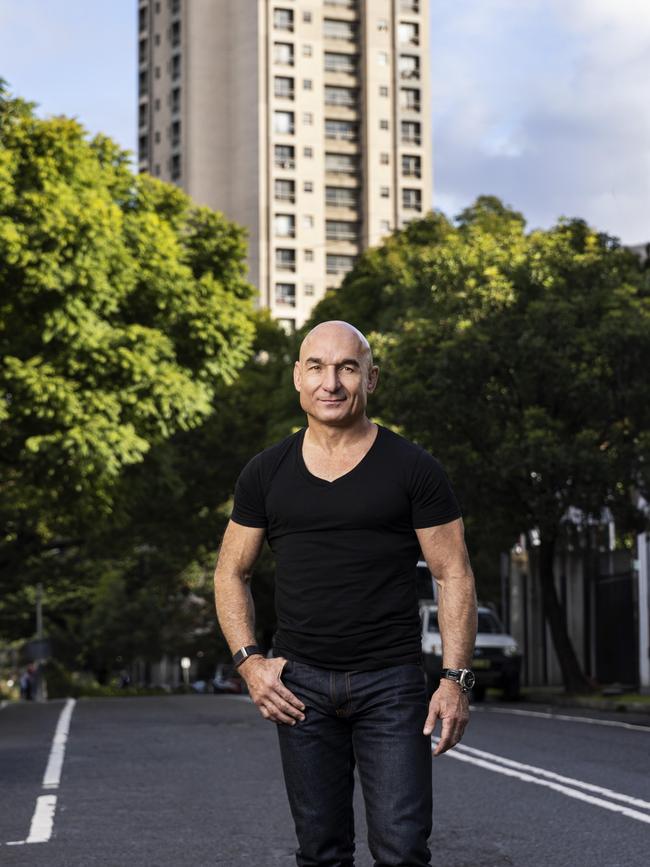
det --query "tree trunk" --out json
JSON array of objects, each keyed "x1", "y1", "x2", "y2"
[{"x1": 538, "y1": 535, "x2": 594, "y2": 693}]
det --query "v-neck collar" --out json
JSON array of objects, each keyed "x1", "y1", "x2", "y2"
[{"x1": 296, "y1": 424, "x2": 383, "y2": 487}]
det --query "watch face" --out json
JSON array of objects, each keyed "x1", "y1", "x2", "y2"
[{"x1": 462, "y1": 670, "x2": 476, "y2": 690}]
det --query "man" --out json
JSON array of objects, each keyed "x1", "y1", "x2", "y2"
[{"x1": 214, "y1": 320, "x2": 477, "y2": 867}]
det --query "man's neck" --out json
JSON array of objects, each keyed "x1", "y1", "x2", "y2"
[{"x1": 304, "y1": 416, "x2": 376, "y2": 454}]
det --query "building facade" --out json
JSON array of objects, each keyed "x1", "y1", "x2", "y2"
[{"x1": 138, "y1": 0, "x2": 431, "y2": 328}]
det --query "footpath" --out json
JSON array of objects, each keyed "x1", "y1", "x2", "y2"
[{"x1": 518, "y1": 686, "x2": 650, "y2": 715}]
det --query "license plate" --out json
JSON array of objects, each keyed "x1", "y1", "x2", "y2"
[{"x1": 472, "y1": 658, "x2": 491, "y2": 669}]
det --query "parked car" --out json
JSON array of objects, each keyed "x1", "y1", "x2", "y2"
[
  {"x1": 420, "y1": 602, "x2": 522, "y2": 701},
  {"x1": 212, "y1": 663, "x2": 245, "y2": 695}
]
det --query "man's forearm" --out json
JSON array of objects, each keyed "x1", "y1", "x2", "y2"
[
  {"x1": 436, "y1": 573, "x2": 477, "y2": 668},
  {"x1": 214, "y1": 569, "x2": 257, "y2": 654}
]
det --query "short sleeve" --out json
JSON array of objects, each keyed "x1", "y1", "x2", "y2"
[
  {"x1": 410, "y1": 449, "x2": 462, "y2": 529},
  {"x1": 231, "y1": 454, "x2": 268, "y2": 528}
]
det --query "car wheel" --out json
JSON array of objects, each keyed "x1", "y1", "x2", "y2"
[
  {"x1": 471, "y1": 684, "x2": 486, "y2": 702},
  {"x1": 502, "y1": 674, "x2": 520, "y2": 701}
]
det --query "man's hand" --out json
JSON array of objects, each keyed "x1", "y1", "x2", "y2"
[
  {"x1": 423, "y1": 678, "x2": 470, "y2": 755},
  {"x1": 239, "y1": 655, "x2": 306, "y2": 725}
]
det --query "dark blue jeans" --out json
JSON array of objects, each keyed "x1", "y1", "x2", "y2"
[{"x1": 276, "y1": 659, "x2": 432, "y2": 867}]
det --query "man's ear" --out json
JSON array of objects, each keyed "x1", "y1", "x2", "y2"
[
  {"x1": 367, "y1": 365, "x2": 380, "y2": 393},
  {"x1": 293, "y1": 360, "x2": 302, "y2": 392}
]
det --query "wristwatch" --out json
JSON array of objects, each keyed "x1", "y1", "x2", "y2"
[
  {"x1": 441, "y1": 667, "x2": 476, "y2": 693},
  {"x1": 232, "y1": 645, "x2": 264, "y2": 668}
]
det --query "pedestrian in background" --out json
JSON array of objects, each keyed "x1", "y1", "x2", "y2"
[{"x1": 214, "y1": 320, "x2": 477, "y2": 866}]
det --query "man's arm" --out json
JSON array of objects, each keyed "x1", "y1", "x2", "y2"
[
  {"x1": 214, "y1": 520, "x2": 305, "y2": 725},
  {"x1": 415, "y1": 517, "x2": 477, "y2": 755}
]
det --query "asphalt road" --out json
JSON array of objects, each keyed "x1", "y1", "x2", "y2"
[{"x1": 1, "y1": 695, "x2": 649, "y2": 866}]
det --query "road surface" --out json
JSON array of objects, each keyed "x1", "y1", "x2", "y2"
[{"x1": 1, "y1": 695, "x2": 649, "y2": 866}]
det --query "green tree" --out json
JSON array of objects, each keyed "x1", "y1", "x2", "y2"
[
  {"x1": 0, "y1": 87, "x2": 256, "y2": 643},
  {"x1": 308, "y1": 199, "x2": 650, "y2": 692}
]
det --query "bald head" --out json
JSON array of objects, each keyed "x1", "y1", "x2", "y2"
[{"x1": 299, "y1": 320, "x2": 373, "y2": 371}]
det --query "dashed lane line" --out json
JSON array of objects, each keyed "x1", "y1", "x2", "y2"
[{"x1": 3, "y1": 697, "x2": 76, "y2": 846}]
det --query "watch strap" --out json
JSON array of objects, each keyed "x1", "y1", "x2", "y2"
[{"x1": 232, "y1": 645, "x2": 263, "y2": 668}]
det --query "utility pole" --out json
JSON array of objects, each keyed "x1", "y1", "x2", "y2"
[{"x1": 638, "y1": 532, "x2": 649, "y2": 695}]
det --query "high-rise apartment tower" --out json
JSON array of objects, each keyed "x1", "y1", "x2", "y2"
[{"x1": 138, "y1": 0, "x2": 431, "y2": 329}]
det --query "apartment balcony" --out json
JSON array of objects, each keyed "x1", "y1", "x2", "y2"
[
  {"x1": 399, "y1": 0, "x2": 420, "y2": 12},
  {"x1": 275, "y1": 193, "x2": 296, "y2": 204},
  {"x1": 274, "y1": 158, "x2": 296, "y2": 170}
]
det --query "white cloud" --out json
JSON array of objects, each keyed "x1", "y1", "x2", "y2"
[{"x1": 431, "y1": 0, "x2": 650, "y2": 242}]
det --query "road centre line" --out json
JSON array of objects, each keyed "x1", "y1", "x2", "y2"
[
  {"x1": 43, "y1": 698, "x2": 76, "y2": 789},
  {"x1": 472, "y1": 705, "x2": 650, "y2": 732},
  {"x1": 3, "y1": 698, "x2": 76, "y2": 846},
  {"x1": 433, "y1": 740, "x2": 650, "y2": 825}
]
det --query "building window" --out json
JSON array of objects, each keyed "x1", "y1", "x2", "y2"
[
  {"x1": 155, "y1": 33, "x2": 160, "y2": 45},
  {"x1": 274, "y1": 8, "x2": 294, "y2": 32},
  {"x1": 274, "y1": 179, "x2": 296, "y2": 202},
  {"x1": 274, "y1": 76, "x2": 295, "y2": 99},
  {"x1": 324, "y1": 52, "x2": 357, "y2": 74},
  {"x1": 304, "y1": 249, "x2": 314, "y2": 261},
  {"x1": 155, "y1": 130, "x2": 161, "y2": 143},
  {"x1": 170, "y1": 0, "x2": 181, "y2": 14},
  {"x1": 302, "y1": 43, "x2": 313, "y2": 57},
  {"x1": 325, "y1": 86, "x2": 357, "y2": 107},
  {"x1": 304, "y1": 283, "x2": 315, "y2": 296},
  {"x1": 275, "y1": 248, "x2": 296, "y2": 272},
  {"x1": 401, "y1": 120, "x2": 421, "y2": 145},
  {"x1": 400, "y1": 0, "x2": 420, "y2": 11},
  {"x1": 303, "y1": 214, "x2": 314, "y2": 228},
  {"x1": 304, "y1": 181, "x2": 313, "y2": 192},
  {"x1": 139, "y1": 70, "x2": 148, "y2": 92},
  {"x1": 380, "y1": 220, "x2": 391, "y2": 233},
  {"x1": 379, "y1": 119, "x2": 389, "y2": 130},
  {"x1": 171, "y1": 20, "x2": 180, "y2": 47},
  {"x1": 275, "y1": 283, "x2": 296, "y2": 307},
  {"x1": 399, "y1": 54, "x2": 420, "y2": 79},
  {"x1": 400, "y1": 88, "x2": 421, "y2": 111},
  {"x1": 154, "y1": 98, "x2": 161, "y2": 111},
  {"x1": 274, "y1": 110, "x2": 295, "y2": 134},
  {"x1": 154, "y1": 163, "x2": 161, "y2": 176},
  {"x1": 171, "y1": 153, "x2": 181, "y2": 180},
  {"x1": 274, "y1": 214, "x2": 296, "y2": 237},
  {"x1": 138, "y1": 103, "x2": 147, "y2": 128},
  {"x1": 402, "y1": 188, "x2": 422, "y2": 211},
  {"x1": 303, "y1": 10, "x2": 312, "y2": 22},
  {"x1": 274, "y1": 42, "x2": 294, "y2": 66},
  {"x1": 303, "y1": 111, "x2": 314, "y2": 125},
  {"x1": 402, "y1": 154, "x2": 421, "y2": 177},
  {"x1": 278, "y1": 317, "x2": 296, "y2": 334},
  {"x1": 378, "y1": 19, "x2": 389, "y2": 31},
  {"x1": 326, "y1": 220, "x2": 358, "y2": 241},
  {"x1": 138, "y1": 133, "x2": 148, "y2": 157},
  {"x1": 379, "y1": 85, "x2": 389, "y2": 97},
  {"x1": 326, "y1": 254, "x2": 356, "y2": 275},
  {"x1": 171, "y1": 87, "x2": 181, "y2": 113},
  {"x1": 326, "y1": 186, "x2": 359, "y2": 208},
  {"x1": 380, "y1": 152, "x2": 390, "y2": 165},
  {"x1": 155, "y1": 65, "x2": 161, "y2": 79},
  {"x1": 325, "y1": 119, "x2": 358, "y2": 141},
  {"x1": 155, "y1": 1, "x2": 161, "y2": 12},
  {"x1": 378, "y1": 51, "x2": 389, "y2": 66},
  {"x1": 323, "y1": 19, "x2": 356, "y2": 41},
  {"x1": 399, "y1": 21, "x2": 419, "y2": 45},
  {"x1": 325, "y1": 152, "x2": 359, "y2": 174},
  {"x1": 275, "y1": 144, "x2": 295, "y2": 169},
  {"x1": 304, "y1": 146, "x2": 313, "y2": 157},
  {"x1": 170, "y1": 120, "x2": 180, "y2": 147},
  {"x1": 139, "y1": 38, "x2": 147, "y2": 65},
  {"x1": 171, "y1": 53, "x2": 181, "y2": 79},
  {"x1": 138, "y1": 7, "x2": 147, "y2": 32},
  {"x1": 380, "y1": 186, "x2": 390, "y2": 198},
  {"x1": 303, "y1": 78, "x2": 313, "y2": 90}
]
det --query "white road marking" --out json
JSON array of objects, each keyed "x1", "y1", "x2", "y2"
[
  {"x1": 473, "y1": 705, "x2": 650, "y2": 733},
  {"x1": 433, "y1": 739, "x2": 650, "y2": 825},
  {"x1": 42, "y1": 698, "x2": 76, "y2": 789},
  {"x1": 2, "y1": 698, "x2": 76, "y2": 846},
  {"x1": 25, "y1": 795, "x2": 57, "y2": 844}
]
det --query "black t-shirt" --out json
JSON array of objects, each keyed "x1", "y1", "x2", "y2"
[{"x1": 231, "y1": 424, "x2": 461, "y2": 670}]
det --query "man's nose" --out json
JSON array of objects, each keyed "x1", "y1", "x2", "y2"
[{"x1": 322, "y1": 365, "x2": 341, "y2": 391}]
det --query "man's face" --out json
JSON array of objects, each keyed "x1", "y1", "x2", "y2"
[{"x1": 293, "y1": 325, "x2": 379, "y2": 426}]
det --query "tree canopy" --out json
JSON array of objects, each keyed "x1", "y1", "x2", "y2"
[{"x1": 309, "y1": 197, "x2": 650, "y2": 690}]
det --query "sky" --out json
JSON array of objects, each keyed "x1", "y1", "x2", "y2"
[{"x1": 1, "y1": 0, "x2": 648, "y2": 244}]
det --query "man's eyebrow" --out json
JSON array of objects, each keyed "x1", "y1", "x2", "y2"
[{"x1": 304, "y1": 356, "x2": 361, "y2": 367}]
